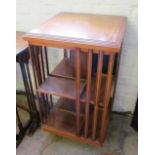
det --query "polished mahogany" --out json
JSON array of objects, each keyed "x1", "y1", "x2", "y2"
[{"x1": 23, "y1": 12, "x2": 127, "y2": 146}]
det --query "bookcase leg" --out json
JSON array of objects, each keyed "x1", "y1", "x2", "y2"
[{"x1": 99, "y1": 53, "x2": 114, "y2": 142}]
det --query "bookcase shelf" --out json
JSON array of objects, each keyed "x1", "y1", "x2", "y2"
[
  {"x1": 41, "y1": 97, "x2": 84, "y2": 135},
  {"x1": 80, "y1": 75, "x2": 115, "y2": 105},
  {"x1": 55, "y1": 97, "x2": 85, "y2": 116},
  {"x1": 42, "y1": 107, "x2": 84, "y2": 135},
  {"x1": 51, "y1": 58, "x2": 75, "y2": 79},
  {"x1": 37, "y1": 76, "x2": 86, "y2": 100}
]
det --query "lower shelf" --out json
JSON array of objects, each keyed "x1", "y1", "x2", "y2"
[
  {"x1": 40, "y1": 99, "x2": 109, "y2": 147},
  {"x1": 55, "y1": 98, "x2": 85, "y2": 116},
  {"x1": 51, "y1": 58, "x2": 75, "y2": 79},
  {"x1": 43, "y1": 107, "x2": 84, "y2": 135}
]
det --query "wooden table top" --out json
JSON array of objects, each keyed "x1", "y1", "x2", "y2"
[
  {"x1": 16, "y1": 31, "x2": 28, "y2": 55},
  {"x1": 24, "y1": 12, "x2": 127, "y2": 52}
]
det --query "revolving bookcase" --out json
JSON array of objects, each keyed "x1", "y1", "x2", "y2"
[{"x1": 24, "y1": 12, "x2": 126, "y2": 146}]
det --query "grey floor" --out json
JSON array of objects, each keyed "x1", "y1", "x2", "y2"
[{"x1": 17, "y1": 111, "x2": 137, "y2": 155}]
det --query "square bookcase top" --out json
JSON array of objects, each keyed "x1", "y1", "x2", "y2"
[{"x1": 24, "y1": 12, "x2": 127, "y2": 52}]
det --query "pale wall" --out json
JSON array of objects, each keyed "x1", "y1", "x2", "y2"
[{"x1": 16, "y1": 0, "x2": 138, "y2": 112}]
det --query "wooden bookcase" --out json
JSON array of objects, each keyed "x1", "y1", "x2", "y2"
[{"x1": 23, "y1": 12, "x2": 127, "y2": 146}]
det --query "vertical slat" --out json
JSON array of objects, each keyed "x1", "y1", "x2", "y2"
[
  {"x1": 41, "y1": 94, "x2": 48, "y2": 120},
  {"x1": 42, "y1": 46, "x2": 52, "y2": 113},
  {"x1": 75, "y1": 48, "x2": 81, "y2": 135},
  {"x1": 40, "y1": 46, "x2": 45, "y2": 81},
  {"x1": 37, "y1": 47, "x2": 43, "y2": 81},
  {"x1": 92, "y1": 51, "x2": 103, "y2": 139},
  {"x1": 28, "y1": 45, "x2": 38, "y2": 88},
  {"x1": 25, "y1": 62, "x2": 36, "y2": 110},
  {"x1": 41, "y1": 93, "x2": 47, "y2": 122},
  {"x1": 110, "y1": 53, "x2": 120, "y2": 110},
  {"x1": 111, "y1": 43, "x2": 122, "y2": 109},
  {"x1": 64, "y1": 49, "x2": 68, "y2": 58},
  {"x1": 19, "y1": 63, "x2": 33, "y2": 113},
  {"x1": 45, "y1": 94, "x2": 50, "y2": 114},
  {"x1": 99, "y1": 53, "x2": 114, "y2": 142},
  {"x1": 37, "y1": 92, "x2": 43, "y2": 123},
  {"x1": 84, "y1": 50, "x2": 92, "y2": 138},
  {"x1": 23, "y1": 63, "x2": 32, "y2": 109},
  {"x1": 30, "y1": 45, "x2": 42, "y2": 86},
  {"x1": 50, "y1": 95, "x2": 53, "y2": 108},
  {"x1": 34, "y1": 46, "x2": 42, "y2": 84},
  {"x1": 44, "y1": 47, "x2": 49, "y2": 75}
]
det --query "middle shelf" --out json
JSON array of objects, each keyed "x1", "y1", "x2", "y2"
[
  {"x1": 37, "y1": 75, "x2": 114, "y2": 105},
  {"x1": 37, "y1": 76, "x2": 86, "y2": 100},
  {"x1": 42, "y1": 97, "x2": 85, "y2": 135}
]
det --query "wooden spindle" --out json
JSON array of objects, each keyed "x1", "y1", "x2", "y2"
[
  {"x1": 64, "y1": 49, "x2": 68, "y2": 58},
  {"x1": 45, "y1": 94, "x2": 50, "y2": 114},
  {"x1": 99, "y1": 53, "x2": 114, "y2": 142},
  {"x1": 38, "y1": 47, "x2": 43, "y2": 81},
  {"x1": 34, "y1": 46, "x2": 42, "y2": 85},
  {"x1": 75, "y1": 48, "x2": 81, "y2": 135},
  {"x1": 34, "y1": 46, "x2": 42, "y2": 84},
  {"x1": 42, "y1": 46, "x2": 52, "y2": 112},
  {"x1": 36, "y1": 92, "x2": 43, "y2": 123},
  {"x1": 92, "y1": 51, "x2": 103, "y2": 139},
  {"x1": 44, "y1": 47, "x2": 49, "y2": 76},
  {"x1": 19, "y1": 63, "x2": 33, "y2": 112},
  {"x1": 25, "y1": 62, "x2": 36, "y2": 110},
  {"x1": 84, "y1": 50, "x2": 92, "y2": 138},
  {"x1": 28, "y1": 45, "x2": 38, "y2": 88},
  {"x1": 41, "y1": 93, "x2": 48, "y2": 122},
  {"x1": 50, "y1": 95, "x2": 53, "y2": 108},
  {"x1": 40, "y1": 46, "x2": 45, "y2": 81}
]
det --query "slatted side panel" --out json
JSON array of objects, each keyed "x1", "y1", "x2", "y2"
[
  {"x1": 37, "y1": 92, "x2": 53, "y2": 123},
  {"x1": 29, "y1": 45, "x2": 116, "y2": 145},
  {"x1": 29, "y1": 45, "x2": 53, "y2": 123},
  {"x1": 40, "y1": 46, "x2": 53, "y2": 114}
]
